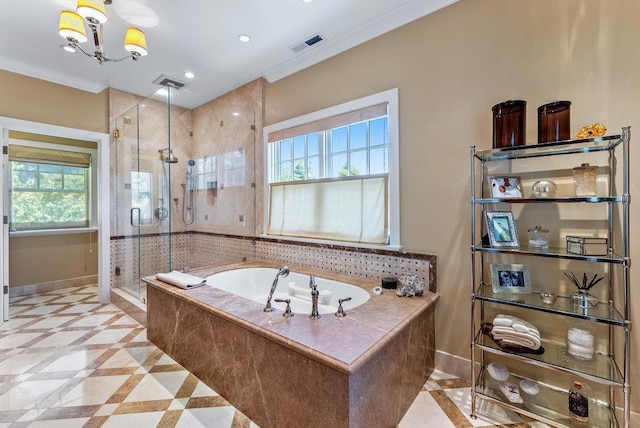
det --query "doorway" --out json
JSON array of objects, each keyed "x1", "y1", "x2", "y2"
[{"x1": 0, "y1": 117, "x2": 110, "y2": 324}]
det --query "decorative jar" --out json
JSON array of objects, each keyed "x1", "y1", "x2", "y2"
[
  {"x1": 573, "y1": 163, "x2": 597, "y2": 197},
  {"x1": 528, "y1": 226, "x2": 549, "y2": 249}
]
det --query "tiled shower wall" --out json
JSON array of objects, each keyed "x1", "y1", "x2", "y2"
[{"x1": 110, "y1": 233, "x2": 435, "y2": 293}]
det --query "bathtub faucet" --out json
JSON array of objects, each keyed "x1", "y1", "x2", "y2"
[
  {"x1": 264, "y1": 266, "x2": 290, "y2": 312},
  {"x1": 309, "y1": 275, "x2": 321, "y2": 320}
]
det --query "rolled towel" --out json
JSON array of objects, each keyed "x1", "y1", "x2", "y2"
[{"x1": 156, "y1": 271, "x2": 206, "y2": 289}]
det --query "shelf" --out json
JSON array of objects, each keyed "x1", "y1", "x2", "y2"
[
  {"x1": 473, "y1": 245, "x2": 627, "y2": 264},
  {"x1": 474, "y1": 285, "x2": 626, "y2": 326},
  {"x1": 474, "y1": 134, "x2": 622, "y2": 162},
  {"x1": 475, "y1": 196, "x2": 626, "y2": 204},
  {"x1": 474, "y1": 367, "x2": 617, "y2": 428},
  {"x1": 474, "y1": 330, "x2": 624, "y2": 386}
]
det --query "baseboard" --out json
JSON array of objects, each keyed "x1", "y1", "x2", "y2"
[
  {"x1": 435, "y1": 349, "x2": 472, "y2": 381},
  {"x1": 9, "y1": 275, "x2": 98, "y2": 298}
]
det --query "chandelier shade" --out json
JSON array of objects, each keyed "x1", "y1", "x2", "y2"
[
  {"x1": 57, "y1": 0, "x2": 149, "y2": 64},
  {"x1": 58, "y1": 11, "x2": 88, "y2": 43},
  {"x1": 124, "y1": 27, "x2": 148, "y2": 57},
  {"x1": 76, "y1": 0, "x2": 108, "y2": 24}
]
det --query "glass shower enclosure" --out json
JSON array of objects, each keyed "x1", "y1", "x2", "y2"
[
  {"x1": 111, "y1": 80, "x2": 260, "y2": 304},
  {"x1": 112, "y1": 88, "x2": 186, "y2": 302}
]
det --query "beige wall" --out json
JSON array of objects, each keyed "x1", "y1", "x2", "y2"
[
  {"x1": 0, "y1": 69, "x2": 109, "y2": 133},
  {"x1": 1, "y1": 71, "x2": 108, "y2": 288},
  {"x1": 265, "y1": 0, "x2": 640, "y2": 410},
  {"x1": 9, "y1": 232, "x2": 98, "y2": 287}
]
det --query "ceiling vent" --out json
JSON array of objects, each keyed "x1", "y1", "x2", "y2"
[
  {"x1": 290, "y1": 33, "x2": 325, "y2": 53},
  {"x1": 152, "y1": 75, "x2": 189, "y2": 90}
]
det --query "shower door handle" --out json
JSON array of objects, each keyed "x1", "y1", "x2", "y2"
[{"x1": 130, "y1": 208, "x2": 142, "y2": 227}]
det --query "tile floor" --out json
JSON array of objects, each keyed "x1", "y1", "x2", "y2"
[{"x1": 2, "y1": 285, "x2": 537, "y2": 427}]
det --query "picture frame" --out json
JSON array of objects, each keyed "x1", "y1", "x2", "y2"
[
  {"x1": 488, "y1": 176, "x2": 523, "y2": 198},
  {"x1": 491, "y1": 264, "x2": 532, "y2": 294},
  {"x1": 485, "y1": 211, "x2": 519, "y2": 247}
]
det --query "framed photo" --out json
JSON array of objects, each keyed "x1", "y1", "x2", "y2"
[
  {"x1": 485, "y1": 211, "x2": 519, "y2": 247},
  {"x1": 488, "y1": 176, "x2": 523, "y2": 198},
  {"x1": 491, "y1": 264, "x2": 532, "y2": 294}
]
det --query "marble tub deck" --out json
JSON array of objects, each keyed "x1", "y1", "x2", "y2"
[{"x1": 144, "y1": 261, "x2": 439, "y2": 428}]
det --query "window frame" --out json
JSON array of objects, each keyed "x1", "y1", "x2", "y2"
[
  {"x1": 8, "y1": 139, "x2": 97, "y2": 235},
  {"x1": 263, "y1": 88, "x2": 400, "y2": 250}
]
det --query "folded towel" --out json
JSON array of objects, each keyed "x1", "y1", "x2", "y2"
[
  {"x1": 156, "y1": 271, "x2": 206, "y2": 289},
  {"x1": 492, "y1": 327, "x2": 541, "y2": 350},
  {"x1": 493, "y1": 314, "x2": 539, "y2": 336},
  {"x1": 481, "y1": 323, "x2": 545, "y2": 355},
  {"x1": 492, "y1": 325, "x2": 540, "y2": 340}
]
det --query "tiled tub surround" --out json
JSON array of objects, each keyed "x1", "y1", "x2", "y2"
[
  {"x1": 145, "y1": 261, "x2": 438, "y2": 428},
  {"x1": 111, "y1": 232, "x2": 435, "y2": 293}
]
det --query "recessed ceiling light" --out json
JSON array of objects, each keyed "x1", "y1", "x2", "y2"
[
  {"x1": 184, "y1": 71, "x2": 195, "y2": 79},
  {"x1": 302, "y1": 0, "x2": 313, "y2": 3},
  {"x1": 61, "y1": 45, "x2": 76, "y2": 53},
  {"x1": 232, "y1": 112, "x2": 240, "y2": 117},
  {"x1": 238, "y1": 34, "x2": 251, "y2": 43}
]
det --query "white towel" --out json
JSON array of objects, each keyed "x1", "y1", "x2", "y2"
[
  {"x1": 493, "y1": 314, "x2": 539, "y2": 336},
  {"x1": 156, "y1": 271, "x2": 206, "y2": 289},
  {"x1": 492, "y1": 327, "x2": 541, "y2": 350},
  {"x1": 492, "y1": 325, "x2": 540, "y2": 340}
]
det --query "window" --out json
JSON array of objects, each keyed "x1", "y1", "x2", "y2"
[
  {"x1": 264, "y1": 88, "x2": 399, "y2": 247},
  {"x1": 131, "y1": 171, "x2": 153, "y2": 225},
  {"x1": 9, "y1": 145, "x2": 92, "y2": 231}
]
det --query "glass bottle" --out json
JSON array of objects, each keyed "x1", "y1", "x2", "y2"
[
  {"x1": 573, "y1": 163, "x2": 597, "y2": 197},
  {"x1": 568, "y1": 381, "x2": 589, "y2": 422}
]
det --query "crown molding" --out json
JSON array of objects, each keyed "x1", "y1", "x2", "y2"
[
  {"x1": 0, "y1": 54, "x2": 106, "y2": 94},
  {"x1": 263, "y1": 0, "x2": 457, "y2": 83}
]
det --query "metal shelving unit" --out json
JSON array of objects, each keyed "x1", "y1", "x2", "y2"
[{"x1": 470, "y1": 128, "x2": 631, "y2": 427}]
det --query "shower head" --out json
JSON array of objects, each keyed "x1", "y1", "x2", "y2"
[{"x1": 158, "y1": 149, "x2": 179, "y2": 163}]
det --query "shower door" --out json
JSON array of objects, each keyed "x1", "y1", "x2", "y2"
[{"x1": 113, "y1": 96, "x2": 173, "y2": 302}]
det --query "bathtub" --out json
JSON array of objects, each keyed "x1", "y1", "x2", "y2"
[
  {"x1": 206, "y1": 267, "x2": 370, "y2": 315},
  {"x1": 145, "y1": 261, "x2": 437, "y2": 427}
]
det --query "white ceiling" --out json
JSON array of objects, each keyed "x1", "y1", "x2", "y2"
[{"x1": 0, "y1": 0, "x2": 455, "y2": 109}]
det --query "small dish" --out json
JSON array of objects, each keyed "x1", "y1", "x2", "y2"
[{"x1": 539, "y1": 291, "x2": 557, "y2": 305}]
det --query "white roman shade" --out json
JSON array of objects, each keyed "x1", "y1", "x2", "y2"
[{"x1": 268, "y1": 174, "x2": 388, "y2": 244}]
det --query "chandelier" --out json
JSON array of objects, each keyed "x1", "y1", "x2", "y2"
[{"x1": 58, "y1": 0, "x2": 148, "y2": 64}]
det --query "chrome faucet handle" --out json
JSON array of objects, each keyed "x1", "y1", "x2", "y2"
[
  {"x1": 309, "y1": 275, "x2": 317, "y2": 290},
  {"x1": 335, "y1": 297, "x2": 352, "y2": 318},
  {"x1": 274, "y1": 298, "x2": 294, "y2": 319}
]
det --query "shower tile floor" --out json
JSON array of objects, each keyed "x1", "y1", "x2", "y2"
[{"x1": 1, "y1": 285, "x2": 546, "y2": 427}]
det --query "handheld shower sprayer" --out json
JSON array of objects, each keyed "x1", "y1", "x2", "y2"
[{"x1": 182, "y1": 159, "x2": 196, "y2": 225}]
